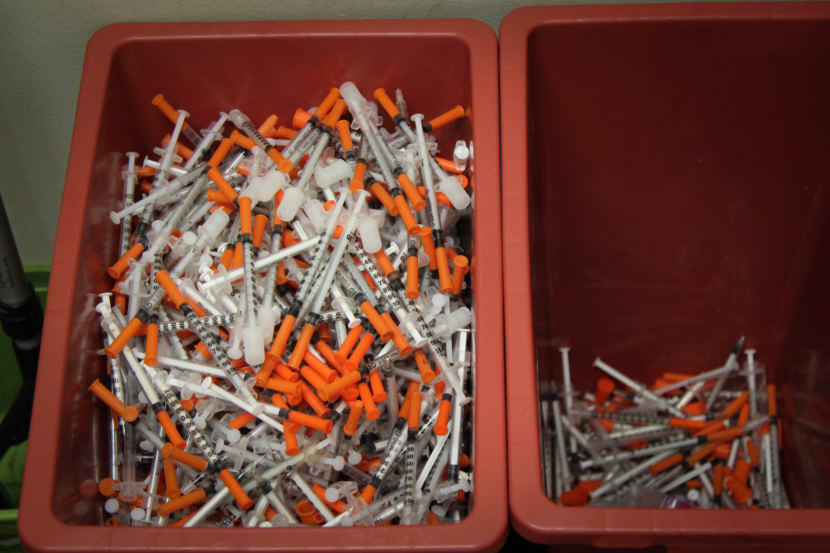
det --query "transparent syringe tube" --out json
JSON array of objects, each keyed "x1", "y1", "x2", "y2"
[
  {"x1": 109, "y1": 164, "x2": 204, "y2": 224},
  {"x1": 594, "y1": 358, "x2": 684, "y2": 417},
  {"x1": 200, "y1": 236, "x2": 320, "y2": 291},
  {"x1": 339, "y1": 82, "x2": 399, "y2": 190},
  {"x1": 184, "y1": 112, "x2": 229, "y2": 171},
  {"x1": 412, "y1": 114, "x2": 442, "y2": 231},
  {"x1": 118, "y1": 153, "x2": 139, "y2": 256},
  {"x1": 153, "y1": 109, "x2": 188, "y2": 186},
  {"x1": 302, "y1": 190, "x2": 369, "y2": 320}
]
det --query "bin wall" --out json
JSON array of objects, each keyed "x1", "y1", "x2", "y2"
[
  {"x1": 502, "y1": 3, "x2": 830, "y2": 548},
  {"x1": 20, "y1": 19, "x2": 505, "y2": 553}
]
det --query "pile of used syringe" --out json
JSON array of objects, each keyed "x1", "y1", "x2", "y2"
[
  {"x1": 91, "y1": 82, "x2": 475, "y2": 527},
  {"x1": 544, "y1": 339, "x2": 789, "y2": 509}
]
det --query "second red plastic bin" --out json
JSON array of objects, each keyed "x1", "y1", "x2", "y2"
[
  {"x1": 501, "y1": 2, "x2": 830, "y2": 549},
  {"x1": 18, "y1": 19, "x2": 506, "y2": 553}
]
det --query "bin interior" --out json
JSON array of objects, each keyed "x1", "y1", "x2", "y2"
[
  {"x1": 54, "y1": 31, "x2": 473, "y2": 524},
  {"x1": 527, "y1": 17, "x2": 830, "y2": 509}
]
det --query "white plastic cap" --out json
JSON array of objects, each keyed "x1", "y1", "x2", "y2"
[
  {"x1": 434, "y1": 306, "x2": 471, "y2": 337},
  {"x1": 276, "y1": 186, "x2": 305, "y2": 222},
  {"x1": 438, "y1": 175, "x2": 471, "y2": 210},
  {"x1": 256, "y1": 305, "x2": 278, "y2": 343},
  {"x1": 357, "y1": 218, "x2": 382, "y2": 253},
  {"x1": 199, "y1": 209, "x2": 231, "y2": 242},
  {"x1": 314, "y1": 159, "x2": 352, "y2": 188},
  {"x1": 347, "y1": 450, "x2": 362, "y2": 465},
  {"x1": 303, "y1": 199, "x2": 328, "y2": 234},
  {"x1": 245, "y1": 170, "x2": 287, "y2": 204},
  {"x1": 242, "y1": 324, "x2": 265, "y2": 366}
]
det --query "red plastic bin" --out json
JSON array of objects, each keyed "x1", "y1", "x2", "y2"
[
  {"x1": 501, "y1": 3, "x2": 830, "y2": 549},
  {"x1": 18, "y1": 19, "x2": 506, "y2": 553}
]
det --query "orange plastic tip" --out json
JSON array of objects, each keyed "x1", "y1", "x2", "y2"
[
  {"x1": 262, "y1": 377, "x2": 302, "y2": 396},
  {"x1": 408, "y1": 391, "x2": 422, "y2": 431},
  {"x1": 144, "y1": 322, "x2": 159, "y2": 367},
  {"x1": 301, "y1": 364, "x2": 329, "y2": 393},
  {"x1": 693, "y1": 419, "x2": 725, "y2": 438},
  {"x1": 354, "y1": 382, "x2": 378, "y2": 421},
  {"x1": 258, "y1": 114, "x2": 278, "y2": 136},
  {"x1": 287, "y1": 322, "x2": 316, "y2": 370},
  {"x1": 406, "y1": 255, "x2": 420, "y2": 299},
  {"x1": 737, "y1": 402, "x2": 750, "y2": 428},
  {"x1": 686, "y1": 478, "x2": 702, "y2": 489},
  {"x1": 179, "y1": 397, "x2": 196, "y2": 412},
  {"x1": 373, "y1": 88, "x2": 401, "y2": 119},
  {"x1": 320, "y1": 370, "x2": 361, "y2": 402},
  {"x1": 361, "y1": 301, "x2": 392, "y2": 342},
  {"x1": 374, "y1": 249, "x2": 395, "y2": 276},
  {"x1": 414, "y1": 349, "x2": 436, "y2": 383},
  {"x1": 219, "y1": 468, "x2": 254, "y2": 510},
  {"x1": 382, "y1": 312, "x2": 413, "y2": 355},
  {"x1": 393, "y1": 195, "x2": 420, "y2": 235},
  {"x1": 726, "y1": 476, "x2": 752, "y2": 504},
  {"x1": 767, "y1": 384, "x2": 777, "y2": 417},
  {"x1": 350, "y1": 161, "x2": 367, "y2": 193},
  {"x1": 104, "y1": 317, "x2": 143, "y2": 358},
  {"x1": 559, "y1": 487, "x2": 589, "y2": 506},
  {"x1": 360, "y1": 485, "x2": 376, "y2": 504},
  {"x1": 397, "y1": 173, "x2": 426, "y2": 212},
  {"x1": 435, "y1": 247, "x2": 453, "y2": 293},
  {"x1": 429, "y1": 511, "x2": 441, "y2": 525},
  {"x1": 315, "y1": 340, "x2": 343, "y2": 373},
  {"x1": 155, "y1": 270, "x2": 187, "y2": 308},
  {"x1": 368, "y1": 370, "x2": 387, "y2": 403},
  {"x1": 713, "y1": 442, "x2": 732, "y2": 459},
  {"x1": 370, "y1": 181, "x2": 398, "y2": 215},
  {"x1": 230, "y1": 130, "x2": 256, "y2": 151},
  {"x1": 162, "y1": 459, "x2": 180, "y2": 499},
  {"x1": 238, "y1": 197, "x2": 253, "y2": 235},
  {"x1": 276, "y1": 362, "x2": 300, "y2": 383},
  {"x1": 151, "y1": 93, "x2": 179, "y2": 124},
  {"x1": 293, "y1": 108, "x2": 312, "y2": 129},
  {"x1": 284, "y1": 425, "x2": 300, "y2": 456},
  {"x1": 723, "y1": 391, "x2": 749, "y2": 418},
  {"x1": 451, "y1": 255, "x2": 469, "y2": 295},
  {"x1": 207, "y1": 167, "x2": 239, "y2": 203},
  {"x1": 208, "y1": 137, "x2": 234, "y2": 169},
  {"x1": 158, "y1": 488, "x2": 206, "y2": 516},
  {"x1": 98, "y1": 477, "x2": 118, "y2": 498},
  {"x1": 686, "y1": 442, "x2": 716, "y2": 466},
  {"x1": 267, "y1": 314, "x2": 297, "y2": 363},
  {"x1": 230, "y1": 411, "x2": 257, "y2": 430},
  {"x1": 267, "y1": 147, "x2": 292, "y2": 173},
  {"x1": 344, "y1": 333, "x2": 374, "y2": 373},
  {"x1": 304, "y1": 351, "x2": 337, "y2": 383},
  {"x1": 88, "y1": 379, "x2": 138, "y2": 422},
  {"x1": 316, "y1": 88, "x2": 341, "y2": 119},
  {"x1": 322, "y1": 99, "x2": 347, "y2": 128},
  {"x1": 276, "y1": 125, "x2": 297, "y2": 139},
  {"x1": 254, "y1": 357, "x2": 277, "y2": 386},
  {"x1": 157, "y1": 411, "x2": 186, "y2": 449},
  {"x1": 670, "y1": 417, "x2": 707, "y2": 430},
  {"x1": 161, "y1": 443, "x2": 208, "y2": 471},
  {"x1": 336, "y1": 120, "x2": 353, "y2": 152},
  {"x1": 434, "y1": 395, "x2": 452, "y2": 436},
  {"x1": 593, "y1": 377, "x2": 615, "y2": 404},
  {"x1": 336, "y1": 324, "x2": 363, "y2": 363},
  {"x1": 649, "y1": 452, "x2": 684, "y2": 475},
  {"x1": 680, "y1": 400, "x2": 707, "y2": 416},
  {"x1": 428, "y1": 105, "x2": 466, "y2": 131},
  {"x1": 733, "y1": 459, "x2": 752, "y2": 485},
  {"x1": 343, "y1": 401, "x2": 364, "y2": 436},
  {"x1": 301, "y1": 382, "x2": 330, "y2": 417},
  {"x1": 107, "y1": 242, "x2": 144, "y2": 280},
  {"x1": 708, "y1": 427, "x2": 744, "y2": 443},
  {"x1": 252, "y1": 213, "x2": 268, "y2": 249},
  {"x1": 288, "y1": 410, "x2": 333, "y2": 434},
  {"x1": 419, "y1": 226, "x2": 437, "y2": 271}
]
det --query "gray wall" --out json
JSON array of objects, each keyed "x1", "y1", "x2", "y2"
[{"x1": 0, "y1": 0, "x2": 745, "y2": 266}]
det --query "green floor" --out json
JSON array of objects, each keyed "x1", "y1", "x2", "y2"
[{"x1": 0, "y1": 268, "x2": 48, "y2": 552}]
